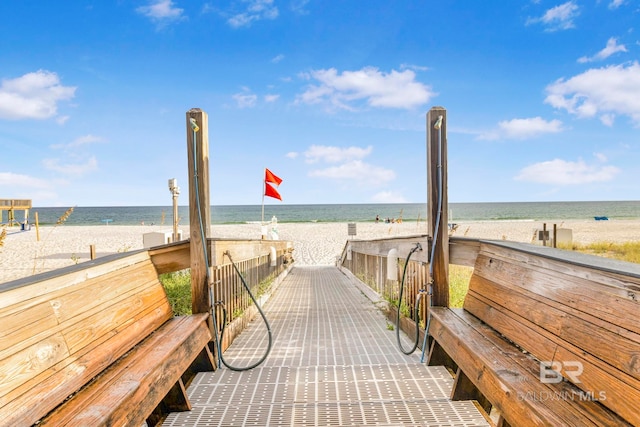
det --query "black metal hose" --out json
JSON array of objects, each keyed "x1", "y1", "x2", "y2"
[
  {"x1": 190, "y1": 118, "x2": 271, "y2": 371},
  {"x1": 215, "y1": 251, "x2": 273, "y2": 371},
  {"x1": 396, "y1": 242, "x2": 423, "y2": 355}
]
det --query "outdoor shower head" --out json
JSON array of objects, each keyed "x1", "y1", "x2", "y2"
[
  {"x1": 434, "y1": 115, "x2": 443, "y2": 130},
  {"x1": 190, "y1": 118, "x2": 200, "y2": 132}
]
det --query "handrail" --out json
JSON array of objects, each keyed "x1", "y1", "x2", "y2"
[{"x1": 339, "y1": 234, "x2": 640, "y2": 325}]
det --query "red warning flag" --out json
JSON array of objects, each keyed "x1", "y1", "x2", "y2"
[
  {"x1": 264, "y1": 182, "x2": 282, "y2": 201},
  {"x1": 265, "y1": 168, "x2": 282, "y2": 186}
]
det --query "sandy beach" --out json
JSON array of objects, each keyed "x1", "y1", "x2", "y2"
[{"x1": 2, "y1": 219, "x2": 640, "y2": 284}]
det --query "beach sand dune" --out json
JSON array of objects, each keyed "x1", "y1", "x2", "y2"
[{"x1": 2, "y1": 219, "x2": 640, "y2": 284}]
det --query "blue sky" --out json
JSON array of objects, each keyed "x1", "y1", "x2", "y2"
[{"x1": 1, "y1": 1, "x2": 639, "y2": 206}]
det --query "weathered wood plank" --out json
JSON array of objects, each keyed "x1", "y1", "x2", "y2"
[
  {"x1": 0, "y1": 262, "x2": 165, "y2": 363},
  {"x1": 0, "y1": 251, "x2": 151, "y2": 308},
  {"x1": 148, "y1": 241, "x2": 190, "y2": 273},
  {"x1": 428, "y1": 308, "x2": 560, "y2": 426},
  {"x1": 62, "y1": 281, "x2": 171, "y2": 354},
  {"x1": 0, "y1": 290, "x2": 171, "y2": 426},
  {"x1": 0, "y1": 301, "x2": 58, "y2": 354},
  {"x1": 453, "y1": 308, "x2": 632, "y2": 427},
  {"x1": 0, "y1": 333, "x2": 69, "y2": 401},
  {"x1": 554, "y1": 345, "x2": 640, "y2": 426},
  {"x1": 38, "y1": 314, "x2": 211, "y2": 427},
  {"x1": 480, "y1": 242, "x2": 640, "y2": 296},
  {"x1": 187, "y1": 108, "x2": 211, "y2": 316},
  {"x1": 52, "y1": 260, "x2": 160, "y2": 323},
  {"x1": 471, "y1": 255, "x2": 640, "y2": 379},
  {"x1": 473, "y1": 251, "x2": 640, "y2": 336},
  {"x1": 449, "y1": 238, "x2": 480, "y2": 267},
  {"x1": 429, "y1": 308, "x2": 631, "y2": 426},
  {"x1": 463, "y1": 291, "x2": 558, "y2": 363},
  {"x1": 427, "y1": 107, "x2": 449, "y2": 307}
]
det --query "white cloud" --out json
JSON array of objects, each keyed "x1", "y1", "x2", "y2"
[
  {"x1": 515, "y1": 158, "x2": 620, "y2": 185},
  {"x1": 228, "y1": 0, "x2": 278, "y2": 28},
  {"x1": 264, "y1": 94, "x2": 280, "y2": 102},
  {"x1": 578, "y1": 37, "x2": 627, "y2": 63},
  {"x1": 42, "y1": 156, "x2": 98, "y2": 176},
  {"x1": 400, "y1": 63, "x2": 429, "y2": 72},
  {"x1": 371, "y1": 191, "x2": 408, "y2": 203},
  {"x1": 304, "y1": 145, "x2": 373, "y2": 164},
  {"x1": 480, "y1": 117, "x2": 564, "y2": 140},
  {"x1": 291, "y1": 0, "x2": 310, "y2": 15},
  {"x1": 136, "y1": 0, "x2": 185, "y2": 27},
  {"x1": 0, "y1": 70, "x2": 75, "y2": 120},
  {"x1": 297, "y1": 67, "x2": 434, "y2": 111},
  {"x1": 545, "y1": 61, "x2": 640, "y2": 124},
  {"x1": 609, "y1": 0, "x2": 625, "y2": 10},
  {"x1": 309, "y1": 160, "x2": 395, "y2": 185},
  {"x1": 232, "y1": 89, "x2": 258, "y2": 108},
  {"x1": 594, "y1": 152, "x2": 608, "y2": 162},
  {"x1": 526, "y1": 1, "x2": 579, "y2": 31},
  {"x1": 51, "y1": 134, "x2": 104, "y2": 150},
  {"x1": 286, "y1": 151, "x2": 299, "y2": 159},
  {"x1": 600, "y1": 113, "x2": 615, "y2": 126},
  {"x1": 271, "y1": 54, "x2": 285, "y2": 63}
]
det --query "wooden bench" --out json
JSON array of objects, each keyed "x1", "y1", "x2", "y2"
[
  {"x1": 427, "y1": 240, "x2": 640, "y2": 426},
  {"x1": 0, "y1": 251, "x2": 214, "y2": 427}
]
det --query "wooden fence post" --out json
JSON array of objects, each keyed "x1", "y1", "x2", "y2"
[
  {"x1": 427, "y1": 107, "x2": 449, "y2": 307},
  {"x1": 187, "y1": 109, "x2": 211, "y2": 315}
]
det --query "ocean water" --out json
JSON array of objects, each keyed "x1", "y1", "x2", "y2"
[{"x1": 11, "y1": 201, "x2": 640, "y2": 226}]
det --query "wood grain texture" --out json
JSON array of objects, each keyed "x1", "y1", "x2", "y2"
[
  {"x1": 429, "y1": 308, "x2": 632, "y2": 426},
  {"x1": 38, "y1": 314, "x2": 211, "y2": 427},
  {"x1": 467, "y1": 248, "x2": 640, "y2": 423},
  {"x1": 0, "y1": 254, "x2": 177, "y2": 426},
  {"x1": 0, "y1": 251, "x2": 150, "y2": 309},
  {"x1": 430, "y1": 240, "x2": 640, "y2": 426},
  {"x1": 426, "y1": 107, "x2": 449, "y2": 306},
  {"x1": 452, "y1": 308, "x2": 631, "y2": 427}
]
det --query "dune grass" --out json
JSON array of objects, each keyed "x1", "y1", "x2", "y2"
[
  {"x1": 558, "y1": 241, "x2": 640, "y2": 264},
  {"x1": 159, "y1": 270, "x2": 192, "y2": 315},
  {"x1": 449, "y1": 265, "x2": 473, "y2": 308}
]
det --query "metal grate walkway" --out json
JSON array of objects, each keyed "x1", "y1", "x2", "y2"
[{"x1": 164, "y1": 266, "x2": 490, "y2": 426}]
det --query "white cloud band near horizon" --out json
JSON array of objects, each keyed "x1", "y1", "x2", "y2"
[
  {"x1": 309, "y1": 160, "x2": 395, "y2": 185},
  {"x1": 515, "y1": 157, "x2": 620, "y2": 185},
  {"x1": 42, "y1": 156, "x2": 98, "y2": 176}
]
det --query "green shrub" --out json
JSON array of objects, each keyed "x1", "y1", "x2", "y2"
[
  {"x1": 449, "y1": 265, "x2": 473, "y2": 308},
  {"x1": 159, "y1": 270, "x2": 192, "y2": 316}
]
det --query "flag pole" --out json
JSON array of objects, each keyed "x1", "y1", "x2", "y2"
[{"x1": 261, "y1": 168, "x2": 265, "y2": 225}]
